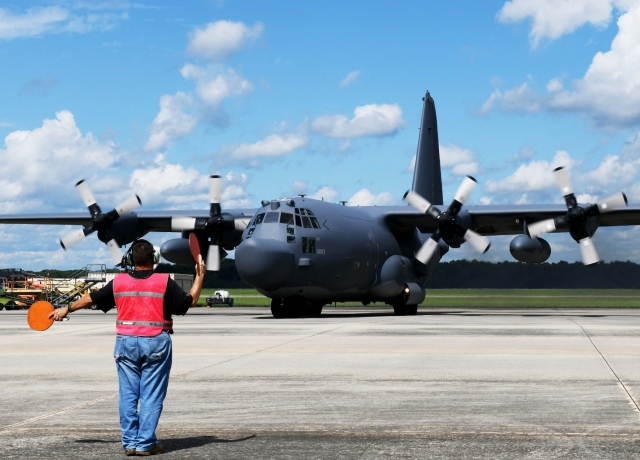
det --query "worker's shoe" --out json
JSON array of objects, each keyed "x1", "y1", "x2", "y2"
[
  {"x1": 125, "y1": 448, "x2": 136, "y2": 456},
  {"x1": 136, "y1": 444, "x2": 165, "y2": 456}
]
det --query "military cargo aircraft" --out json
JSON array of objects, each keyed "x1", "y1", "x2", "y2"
[{"x1": 1, "y1": 92, "x2": 639, "y2": 318}]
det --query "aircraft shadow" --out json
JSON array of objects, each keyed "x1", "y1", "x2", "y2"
[{"x1": 254, "y1": 311, "x2": 462, "y2": 319}]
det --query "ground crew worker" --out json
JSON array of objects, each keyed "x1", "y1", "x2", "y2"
[{"x1": 50, "y1": 239, "x2": 206, "y2": 456}]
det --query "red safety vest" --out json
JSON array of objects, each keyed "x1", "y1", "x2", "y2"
[{"x1": 114, "y1": 273, "x2": 172, "y2": 336}]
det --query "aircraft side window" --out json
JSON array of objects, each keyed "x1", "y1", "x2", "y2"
[
  {"x1": 247, "y1": 228, "x2": 255, "y2": 236},
  {"x1": 264, "y1": 212, "x2": 279, "y2": 223},
  {"x1": 309, "y1": 238, "x2": 316, "y2": 254},
  {"x1": 287, "y1": 236, "x2": 295, "y2": 244},
  {"x1": 302, "y1": 216, "x2": 312, "y2": 228},
  {"x1": 254, "y1": 213, "x2": 265, "y2": 225},
  {"x1": 300, "y1": 208, "x2": 308, "y2": 216},
  {"x1": 301, "y1": 237, "x2": 308, "y2": 253},
  {"x1": 306, "y1": 209, "x2": 314, "y2": 216},
  {"x1": 295, "y1": 215, "x2": 302, "y2": 227},
  {"x1": 280, "y1": 212, "x2": 293, "y2": 224},
  {"x1": 310, "y1": 217, "x2": 321, "y2": 229},
  {"x1": 287, "y1": 227, "x2": 295, "y2": 235},
  {"x1": 295, "y1": 208, "x2": 300, "y2": 214}
]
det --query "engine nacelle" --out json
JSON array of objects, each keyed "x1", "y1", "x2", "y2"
[
  {"x1": 160, "y1": 238, "x2": 193, "y2": 265},
  {"x1": 509, "y1": 235, "x2": 551, "y2": 263},
  {"x1": 98, "y1": 213, "x2": 148, "y2": 246}
]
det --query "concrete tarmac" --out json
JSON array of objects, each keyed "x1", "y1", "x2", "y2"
[{"x1": 2, "y1": 306, "x2": 640, "y2": 458}]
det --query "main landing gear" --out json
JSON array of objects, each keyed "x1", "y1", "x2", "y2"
[{"x1": 271, "y1": 297, "x2": 323, "y2": 319}]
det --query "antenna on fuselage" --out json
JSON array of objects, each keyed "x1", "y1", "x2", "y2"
[{"x1": 339, "y1": 201, "x2": 347, "y2": 206}]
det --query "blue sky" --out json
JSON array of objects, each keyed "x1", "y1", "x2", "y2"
[{"x1": 2, "y1": 0, "x2": 640, "y2": 268}]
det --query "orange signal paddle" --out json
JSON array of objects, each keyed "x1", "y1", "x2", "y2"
[
  {"x1": 27, "y1": 301, "x2": 55, "y2": 331},
  {"x1": 188, "y1": 233, "x2": 201, "y2": 262}
]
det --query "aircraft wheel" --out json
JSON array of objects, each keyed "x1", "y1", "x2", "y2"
[
  {"x1": 393, "y1": 305, "x2": 407, "y2": 316},
  {"x1": 270, "y1": 299, "x2": 287, "y2": 319},
  {"x1": 0, "y1": 303, "x2": 4, "y2": 311},
  {"x1": 405, "y1": 305, "x2": 418, "y2": 316},
  {"x1": 5, "y1": 301, "x2": 16, "y2": 311}
]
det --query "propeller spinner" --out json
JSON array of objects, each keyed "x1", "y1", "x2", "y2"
[
  {"x1": 59, "y1": 180, "x2": 141, "y2": 264},
  {"x1": 404, "y1": 176, "x2": 491, "y2": 265},
  {"x1": 528, "y1": 166, "x2": 628, "y2": 265}
]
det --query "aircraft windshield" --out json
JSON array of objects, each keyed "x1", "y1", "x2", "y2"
[{"x1": 264, "y1": 212, "x2": 279, "y2": 223}]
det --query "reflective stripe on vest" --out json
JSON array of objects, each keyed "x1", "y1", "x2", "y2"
[{"x1": 114, "y1": 273, "x2": 170, "y2": 337}]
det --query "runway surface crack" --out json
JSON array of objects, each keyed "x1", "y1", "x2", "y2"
[{"x1": 568, "y1": 317, "x2": 640, "y2": 416}]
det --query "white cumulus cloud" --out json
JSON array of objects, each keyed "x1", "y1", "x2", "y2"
[
  {"x1": 485, "y1": 150, "x2": 573, "y2": 193},
  {"x1": 0, "y1": 5, "x2": 126, "y2": 39},
  {"x1": 186, "y1": 20, "x2": 264, "y2": 62},
  {"x1": 144, "y1": 92, "x2": 197, "y2": 151},
  {"x1": 339, "y1": 70, "x2": 361, "y2": 87},
  {"x1": 218, "y1": 132, "x2": 308, "y2": 164},
  {"x1": 497, "y1": 0, "x2": 615, "y2": 48},
  {"x1": 310, "y1": 186, "x2": 339, "y2": 202},
  {"x1": 311, "y1": 103, "x2": 406, "y2": 138},
  {"x1": 488, "y1": 1, "x2": 640, "y2": 129},
  {"x1": 180, "y1": 64, "x2": 252, "y2": 108},
  {"x1": 347, "y1": 189, "x2": 397, "y2": 206}
]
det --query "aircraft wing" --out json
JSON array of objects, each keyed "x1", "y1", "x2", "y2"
[
  {"x1": 0, "y1": 209, "x2": 257, "y2": 231},
  {"x1": 384, "y1": 204, "x2": 640, "y2": 236}
]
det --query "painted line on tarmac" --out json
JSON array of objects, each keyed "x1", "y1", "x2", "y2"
[{"x1": 0, "y1": 393, "x2": 117, "y2": 432}]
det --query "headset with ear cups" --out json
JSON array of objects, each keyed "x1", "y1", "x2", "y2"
[{"x1": 120, "y1": 239, "x2": 160, "y2": 271}]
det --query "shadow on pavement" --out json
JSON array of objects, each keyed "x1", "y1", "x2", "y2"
[{"x1": 162, "y1": 434, "x2": 256, "y2": 452}]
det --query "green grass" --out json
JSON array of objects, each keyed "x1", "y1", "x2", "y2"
[
  {"x1": 4, "y1": 288, "x2": 639, "y2": 309},
  {"x1": 195, "y1": 288, "x2": 640, "y2": 308}
]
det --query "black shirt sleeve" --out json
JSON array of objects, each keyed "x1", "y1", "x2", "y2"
[
  {"x1": 90, "y1": 280, "x2": 116, "y2": 313},
  {"x1": 165, "y1": 277, "x2": 193, "y2": 317}
]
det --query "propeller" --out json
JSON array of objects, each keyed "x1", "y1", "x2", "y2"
[
  {"x1": 59, "y1": 180, "x2": 141, "y2": 264},
  {"x1": 404, "y1": 175, "x2": 491, "y2": 265},
  {"x1": 170, "y1": 175, "x2": 230, "y2": 271},
  {"x1": 528, "y1": 166, "x2": 628, "y2": 265}
]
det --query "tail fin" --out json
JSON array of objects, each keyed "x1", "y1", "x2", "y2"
[{"x1": 411, "y1": 91, "x2": 443, "y2": 205}]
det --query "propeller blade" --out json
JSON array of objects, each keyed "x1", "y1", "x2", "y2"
[
  {"x1": 415, "y1": 236, "x2": 440, "y2": 265},
  {"x1": 115, "y1": 195, "x2": 141, "y2": 216},
  {"x1": 210, "y1": 175, "x2": 222, "y2": 205},
  {"x1": 171, "y1": 216, "x2": 197, "y2": 231},
  {"x1": 597, "y1": 192, "x2": 628, "y2": 213},
  {"x1": 403, "y1": 190, "x2": 432, "y2": 213},
  {"x1": 453, "y1": 176, "x2": 477, "y2": 205},
  {"x1": 463, "y1": 229, "x2": 491, "y2": 254},
  {"x1": 75, "y1": 180, "x2": 96, "y2": 207},
  {"x1": 529, "y1": 219, "x2": 557, "y2": 238},
  {"x1": 60, "y1": 228, "x2": 90, "y2": 250},
  {"x1": 553, "y1": 166, "x2": 574, "y2": 197},
  {"x1": 206, "y1": 244, "x2": 220, "y2": 271},
  {"x1": 106, "y1": 239, "x2": 123, "y2": 264},
  {"x1": 579, "y1": 237, "x2": 599, "y2": 266}
]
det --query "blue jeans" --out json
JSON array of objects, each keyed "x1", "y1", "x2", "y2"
[{"x1": 114, "y1": 332, "x2": 172, "y2": 451}]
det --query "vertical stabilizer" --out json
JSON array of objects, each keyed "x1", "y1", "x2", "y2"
[{"x1": 411, "y1": 91, "x2": 443, "y2": 205}]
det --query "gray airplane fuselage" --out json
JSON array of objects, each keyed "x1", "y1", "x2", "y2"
[{"x1": 235, "y1": 197, "x2": 445, "y2": 304}]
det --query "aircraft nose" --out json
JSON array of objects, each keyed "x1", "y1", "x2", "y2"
[{"x1": 235, "y1": 238, "x2": 295, "y2": 289}]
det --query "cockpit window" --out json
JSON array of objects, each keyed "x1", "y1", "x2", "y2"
[
  {"x1": 280, "y1": 212, "x2": 293, "y2": 224},
  {"x1": 302, "y1": 216, "x2": 312, "y2": 228},
  {"x1": 264, "y1": 212, "x2": 279, "y2": 223},
  {"x1": 253, "y1": 213, "x2": 265, "y2": 225},
  {"x1": 294, "y1": 208, "x2": 300, "y2": 214},
  {"x1": 310, "y1": 217, "x2": 321, "y2": 229},
  {"x1": 299, "y1": 208, "x2": 308, "y2": 216},
  {"x1": 295, "y1": 215, "x2": 302, "y2": 227},
  {"x1": 306, "y1": 209, "x2": 315, "y2": 216}
]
